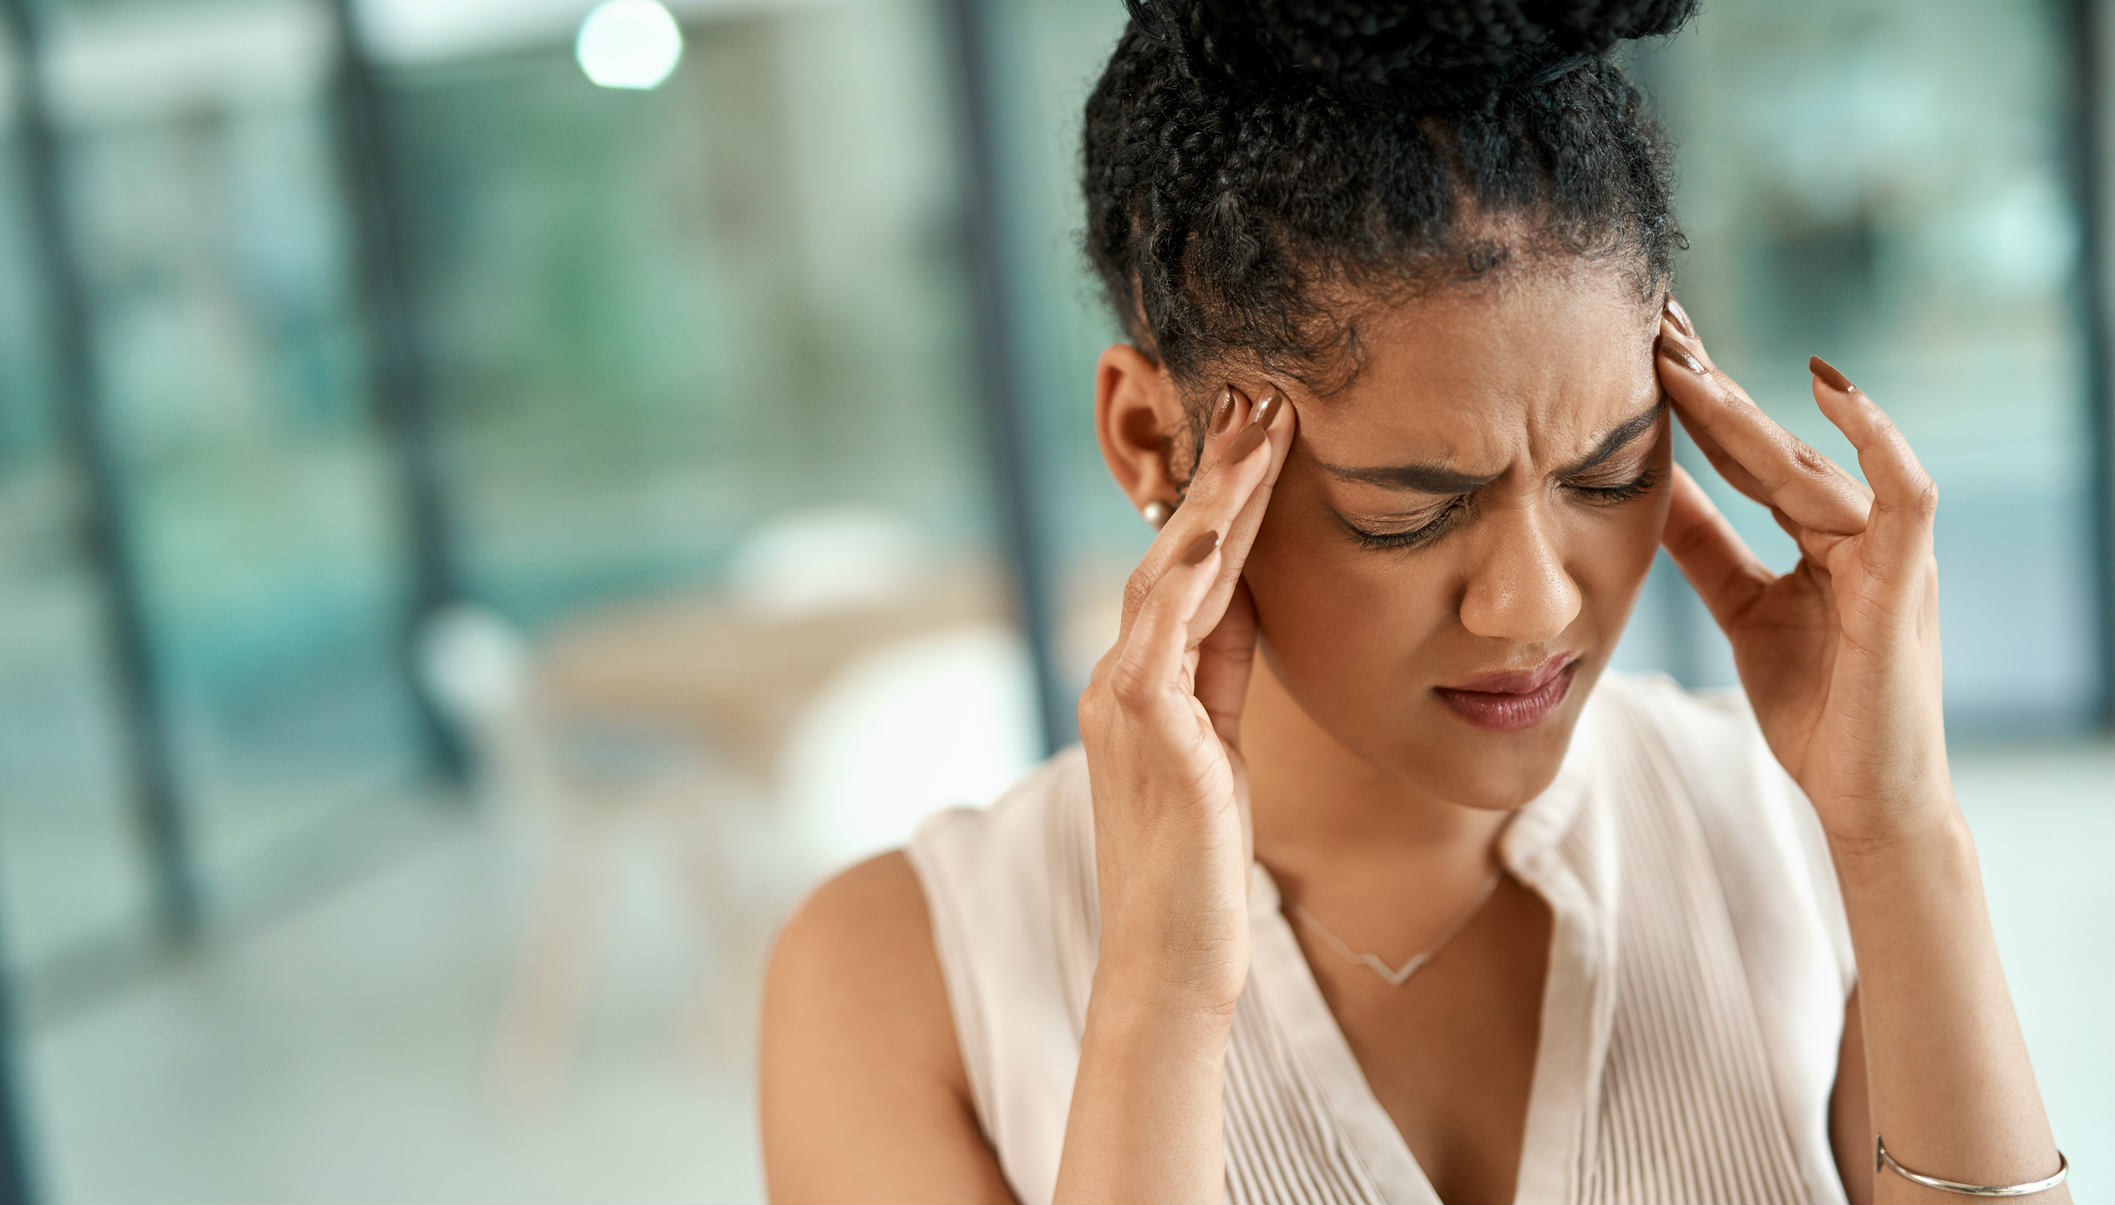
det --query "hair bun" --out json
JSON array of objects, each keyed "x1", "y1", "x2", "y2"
[{"x1": 1127, "y1": 0, "x2": 1698, "y2": 103}]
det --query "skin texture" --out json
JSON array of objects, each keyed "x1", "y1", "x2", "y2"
[
  {"x1": 759, "y1": 264, "x2": 2066, "y2": 1205},
  {"x1": 1237, "y1": 267, "x2": 1670, "y2": 822}
]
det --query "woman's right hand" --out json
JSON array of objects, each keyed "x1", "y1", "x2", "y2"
[{"x1": 1075, "y1": 384, "x2": 1297, "y2": 1019}]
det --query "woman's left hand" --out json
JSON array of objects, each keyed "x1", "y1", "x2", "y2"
[{"x1": 1653, "y1": 298, "x2": 1956, "y2": 852}]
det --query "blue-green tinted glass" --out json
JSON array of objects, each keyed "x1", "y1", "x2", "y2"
[
  {"x1": 46, "y1": 0, "x2": 426, "y2": 925},
  {"x1": 386, "y1": 5, "x2": 992, "y2": 624},
  {"x1": 1633, "y1": 1, "x2": 2099, "y2": 730},
  {"x1": 994, "y1": 0, "x2": 2103, "y2": 733}
]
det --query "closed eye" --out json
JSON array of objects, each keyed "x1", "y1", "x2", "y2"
[
  {"x1": 1338, "y1": 466, "x2": 1659, "y2": 552},
  {"x1": 1337, "y1": 497, "x2": 1472, "y2": 551},
  {"x1": 1565, "y1": 466, "x2": 1659, "y2": 504}
]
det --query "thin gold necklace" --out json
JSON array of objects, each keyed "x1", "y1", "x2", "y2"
[{"x1": 1284, "y1": 866, "x2": 1506, "y2": 987}]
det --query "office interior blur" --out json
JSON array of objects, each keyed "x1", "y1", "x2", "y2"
[{"x1": 0, "y1": 0, "x2": 2107, "y2": 1201}]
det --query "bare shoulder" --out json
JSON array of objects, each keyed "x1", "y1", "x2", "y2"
[{"x1": 759, "y1": 849, "x2": 1016, "y2": 1204}]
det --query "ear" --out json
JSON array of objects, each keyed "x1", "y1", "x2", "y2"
[{"x1": 1094, "y1": 343, "x2": 1194, "y2": 513}]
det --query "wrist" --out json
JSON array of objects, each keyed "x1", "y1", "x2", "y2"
[
  {"x1": 1823, "y1": 803, "x2": 1975, "y2": 882},
  {"x1": 1089, "y1": 960, "x2": 1242, "y2": 1043},
  {"x1": 1092, "y1": 921, "x2": 1250, "y2": 1021},
  {"x1": 1812, "y1": 761, "x2": 1964, "y2": 858}
]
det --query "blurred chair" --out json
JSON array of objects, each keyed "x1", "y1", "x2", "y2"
[
  {"x1": 536, "y1": 504, "x2": 1008, "y2": 800},
  {"x1": 777, "y1": 620, "x2": 1040, "y2": 877},
  {"x1": 534, "y1": 507, "x2": 1018, "y2": 1034},
  {"x1": 426, "y1": 506, "x2": 1018, "y2": 1106},
  {"x1": 417, "y1": 606, "x2": 555, "y2": 815},
  {"x1": 744, "y1": 524, "x2": 1136, "y2": 882},
  {"x1": 723, "y1": 503, "x2": 934, "y2": 620},
  {"x1": 419, "y1": 603, "x2": 729, "y2": 1111}
]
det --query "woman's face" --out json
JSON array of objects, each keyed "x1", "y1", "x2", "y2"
[{"x1": 1240, "y1": 266, "x2": 1673, "y2": 810}]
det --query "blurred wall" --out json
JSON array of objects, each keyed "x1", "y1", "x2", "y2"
[
  {"x1": 0, "y1": 0, "x2": 2106, "y2": 1044},
  {"x1": 0, "y1": 0, "x2": 2105, "y2": 1200}
]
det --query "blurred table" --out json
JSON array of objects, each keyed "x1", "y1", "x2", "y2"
[{"x1": 532, "y1": 560, "x2": 1010, "y2": 785}]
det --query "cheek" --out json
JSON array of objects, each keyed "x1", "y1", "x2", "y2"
[
  {"x1": 1242, "y1": 495, "x2": 1456, "y2": 650},
  {"x1": 1566, "y1": 427, "x2": 1675, "y2": 604},
  {"x1": 1567, "y1": 483, "x2": 1672, "y2": 612}
]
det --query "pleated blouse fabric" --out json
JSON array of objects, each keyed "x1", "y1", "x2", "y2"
[{"x1": 904, "y1": 671, "x2": 1859, "y2": 1205}]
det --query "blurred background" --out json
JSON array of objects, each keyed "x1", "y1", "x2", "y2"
[{"x1": 0, "y1": 0, "x2": 2106, "y2": 1200}]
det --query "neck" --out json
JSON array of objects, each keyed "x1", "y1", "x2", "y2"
[{"x1": 1241, "y1": 653, "x2": 1513, "y2": 905}]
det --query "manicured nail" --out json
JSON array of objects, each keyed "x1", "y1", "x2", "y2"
[
  {"x1": 1808, "y1": 355, "x2": 1856, "y2": 393},
  {"x1": 1657, "y1": 338, "x2": 1705, "y2": 375},
  {"x1": 1179, "y1": 529, "x2": 1220, "y2": 565},
  {"x1": 1207, "y1": 387, "x2": 1237, "y2": 436},
  {"x1": 1664, "y1": 295, "x2": 1695, "y2": 337},
  {"x1": 1251, "y1": 390, "x2": 1283, "y2": 430},
  {"x1": 1225, "y1": 419, "x2": 1268, "y2": 462}
]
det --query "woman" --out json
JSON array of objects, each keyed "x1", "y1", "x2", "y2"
[{"x1": 759, "y1": 2, "x2": 2071, "y2": 1202}]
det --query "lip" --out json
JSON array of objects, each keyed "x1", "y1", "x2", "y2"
[
  {"x1": 1433, "y1": 654, "x2": 1580, "y2": 733},
  {"x1": 1441, "y1": 653, "x2": 1577, "y2": 695}
]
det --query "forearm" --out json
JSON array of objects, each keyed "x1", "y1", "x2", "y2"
[
  {"x1": 1052, "y1": 974, "x2": 1233, "y2": 1205},
  {"x1": 1828, "y1": 809, "x2": 2069, "y2": 1205}
]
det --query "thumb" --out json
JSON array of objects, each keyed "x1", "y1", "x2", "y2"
[{"x1": 1661, "y1": 464, "x2": 1773, "y2": 631}]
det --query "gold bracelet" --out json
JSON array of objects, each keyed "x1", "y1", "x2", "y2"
[{"x1": 1876, "y1": 1134, "x2": 2068, "y2": 1197}]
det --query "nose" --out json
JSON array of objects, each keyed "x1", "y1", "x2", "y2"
[{"x1": 1457, "y1": 502, "x2": 1583, "y2": 645}]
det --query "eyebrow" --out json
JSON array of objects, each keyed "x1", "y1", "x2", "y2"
[{"x1": 1313, "y1": 395, "x2": 1667, "y2": 493}]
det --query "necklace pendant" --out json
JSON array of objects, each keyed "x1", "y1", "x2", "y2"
[
  {"x1": 1365, "y1": 951, "x2": 1430, "y2": 987},
  {"x1": 1286, "y1": 865, "x2": 1506, "y2": 988}
]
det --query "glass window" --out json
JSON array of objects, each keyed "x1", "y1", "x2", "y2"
[
  {"x1": 0, "y1": 116, "x2": 152, "y2": 977},
  {"x1": 991, "y1": 0, "x2": 2106, "y2": 735},
  {"x1": 386, "y1": 4, "x2": 988, "y2": 621},
  {"x1": 33, "y1": 0, "x2": 427, "y2": 948},
  {"x1": 1629, "y1": 0, "x2": 2102, "y2": 731}
]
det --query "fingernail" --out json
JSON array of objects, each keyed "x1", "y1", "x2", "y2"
[
  {"x1": 1225, "y1": 419, "x2": 1268, "y2": 462},
  {"x1": 1808, "y1": 355, "x2": 1856, "y2": 394},
  {"x1": 1658, "y1": 339, "x2": 1705, "y2": 375},
  {"x1": 1664, "y1": 295, "x2": 1695, "y2": 337},
  {"x1": 1207, "y1": 387, "x2": 1237, "y2": 436},
  {"x1": 1251, "y1": 390, "x2": 1283, "y2": 430},
  {"x1": 1179, "y1": 529, "x2": 1220, "y2": 565}
]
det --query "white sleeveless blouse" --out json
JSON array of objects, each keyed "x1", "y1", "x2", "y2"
[{"x1": 905, "y1": 671, "x2": 1859, "y2": 1205}]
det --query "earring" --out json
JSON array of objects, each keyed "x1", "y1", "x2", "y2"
[{"x1": 1141, "y1": 500, "x2": 1173, "y2": 529}]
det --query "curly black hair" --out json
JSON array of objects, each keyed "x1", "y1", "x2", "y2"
[{"x1": 1082, "y1": 0, "x2": 1698, "y2": 408}]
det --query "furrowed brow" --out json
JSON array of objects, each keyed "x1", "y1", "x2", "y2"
[
  {"x1": 1312, "y1": 395, "x2": 1667, "y2": 493},
  {"x1": 1310, "y1": 459, "x2": 1497, "y2": 493},
  {"x1": 1557, "y1": 396, "x2": 1667, "y2": 476}
]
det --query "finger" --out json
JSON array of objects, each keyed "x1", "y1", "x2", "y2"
[
  {"x1": 1662, "y1": 292, "x2": 1834, "y2": 523},
  {"x1": 1656, "y1": 316, "x2": 1873, "y2": 535},
  {"x1": 1194, "y1": 574, "x2": 1257, "y2": 746},
  {"x1": 1108, "y1": 527, "x2": 1225, "y2": 722},
  {"x1": 1770, "y1": 503, "x2": 1851, "y2": 567},
  {"x1": 1671, "y1": 398, "x2": 1772, "y2": 509},
  {"x1": 1116, "y1": 390, "x2": 1275, "y2": 643},
  {"x1": 1809, "y1": 361, "x2": 1938, "y2": 575},
  {"x1": 1660, "y1": 463, "x2": 1775, "y2": 630},
  {"x1": 1769, "y1": 503, "x2": 1802, "y2": 545},
  {"x1": 1188, "y1": 386, "x2": 1295, "y2": 643}
]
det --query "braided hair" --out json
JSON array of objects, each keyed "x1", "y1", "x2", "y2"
[{"x1": 1082, "y1": 0, "x2": 1698, "y2": 401}]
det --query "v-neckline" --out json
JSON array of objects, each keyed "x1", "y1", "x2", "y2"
[{"x1": 1240, "y1": 731, "x2": 1613, "y2": 1205}]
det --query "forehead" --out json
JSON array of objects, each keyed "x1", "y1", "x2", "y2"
[{"x1": 1295, "y1": 267, "x2": 1661, "y2": 465}]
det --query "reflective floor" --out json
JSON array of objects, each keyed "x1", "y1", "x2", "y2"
[{"x1": 20, "y1": 739, "x2": 2112, "y2": 1205}]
